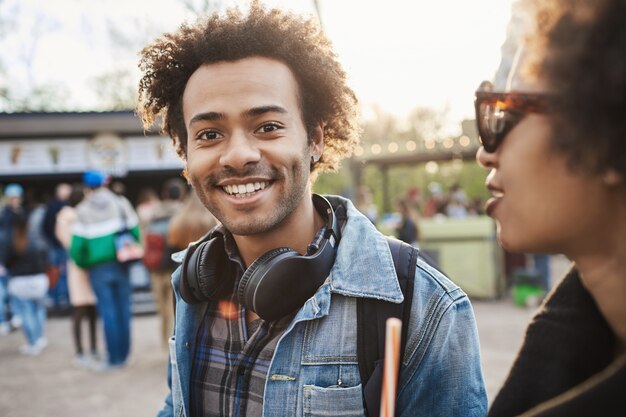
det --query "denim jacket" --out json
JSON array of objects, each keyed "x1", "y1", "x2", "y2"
[{"x1": 158, "y1": 196, "x2": 487, "y2": 417}]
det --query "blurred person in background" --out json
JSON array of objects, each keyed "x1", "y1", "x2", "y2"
[
  {"x1": 136, "y1": 187, "x2": 161, "y2": 231},
  {"x1": 42, "y1": 182, "x2": 72, "y2": 310},
  {"x1": 476, "y1": 0, "x2": 626, "y2": 414},
  {"x1": 532, "y1": 253, "x2": 551, "y2": 292},
  {"x1": 395, "y1": 198, "x2": 419, "y2": 246},
  {"x1": 445, "y1": 183, "x2": 469, "y2": 218},
  {"x1": 167, "y1": 190, "x2": 218, "y2": 254},
  {"x1": 143, "y1": 178, "x2": 189, "y2": 349},
  {"x1": 56, "y1": 184, "x2": 99, "y2": 368},
  {"x1": 5, "y1": 212, "x2": 49, "y2": 355},
  {"x1": 70, "y1": 170, "x2": 140, "y2": 371},
  {"x1": 354, "y1": 185, "x2": 378, "y2": 225},
  {"x1": 0, "y1": 183, "x2": 26, "y2": 335},
  {"x1": 422, "y1": 182, "x2": 447, "y2": 218}
]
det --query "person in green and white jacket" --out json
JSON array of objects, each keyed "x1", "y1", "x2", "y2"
[{"x1": 69, "y1": 170, "x2": 140, "y2": 370}]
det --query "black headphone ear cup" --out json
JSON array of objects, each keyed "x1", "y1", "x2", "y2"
[
  {"x1": 180, "y1": 240, "x2": 204, "y2": 304},
  {"x1": 181, "y1": 235, "x2": 233, "y2": 304},
  {"x1": 196, "y1": 236, "x2": 232, "y2": 300},
  {"x1": 237, "y1": 247, "x2": 296, "y2": 310}
]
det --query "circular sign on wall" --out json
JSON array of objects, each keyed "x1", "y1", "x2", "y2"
[{"x1": 87, "y1": 132, "x2": 127, "y2": 176}]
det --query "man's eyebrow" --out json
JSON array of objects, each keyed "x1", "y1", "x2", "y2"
[
  {"x1": 243, "y1": 105, "x2": 288, "y2": 118},
  {"x1": 188, "y1": 111, "x2": 224, "y2": 129}
]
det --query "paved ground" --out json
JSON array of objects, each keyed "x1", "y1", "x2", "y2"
[{"x1": 0, "y1": 256, "x2": 571, "y2": 417}]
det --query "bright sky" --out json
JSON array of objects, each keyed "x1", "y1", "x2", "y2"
[{"x1": 0, "y1": 0, "x2": 514, "y2": 126}]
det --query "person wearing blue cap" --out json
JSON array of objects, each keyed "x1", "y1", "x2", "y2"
[
  {"x1": 69, "y1": 171, "x2": 141, "y2": 370},
  {"x1": 0, "y1": 183, "x2": 26, "y2": 335}
]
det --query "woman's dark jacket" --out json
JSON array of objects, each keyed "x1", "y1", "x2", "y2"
[{"x1": 489, "y1": 267, "x2": 625, "y2": 416}]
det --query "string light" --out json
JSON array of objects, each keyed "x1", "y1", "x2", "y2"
[{"x1": 425, "y1": 161, "x2": 439, "y2": 174}]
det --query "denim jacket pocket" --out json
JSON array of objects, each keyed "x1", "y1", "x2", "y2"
[
  {"x1": 168, "y1": 336, "x2": 184, "y2": 417},
  {"x1": 303, "y1": 384, "x2": 365, "y2": 417}
]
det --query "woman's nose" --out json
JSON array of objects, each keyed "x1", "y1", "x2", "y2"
[{"x1": 476, "y1": 146, "x2": 497, "y2": 168}]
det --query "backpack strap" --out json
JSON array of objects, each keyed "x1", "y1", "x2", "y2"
[{"x1": 358, "y1": 237, "x2": 418, "y2": 417}]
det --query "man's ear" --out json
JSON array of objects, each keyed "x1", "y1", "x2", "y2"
[
  {"x1": 309, "y1": 121, "x2": 325, "y2": 164},
  {"x1": 602, "y1": 169, "x2": 624, "y2": 187}
]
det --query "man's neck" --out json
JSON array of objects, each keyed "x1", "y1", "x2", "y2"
[{"x1": 233, "y1": 193, "x2": 325, "y2": 268}]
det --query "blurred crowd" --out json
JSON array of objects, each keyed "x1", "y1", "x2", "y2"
[
  {"x1": 354, "y1": 183, "x2": 485, "y2": 245},
  {"x1": 0, "y1": 172, "x2": 216, "y2": 370}
]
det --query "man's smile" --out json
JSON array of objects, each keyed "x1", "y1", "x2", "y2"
[{"x1": 222, "y1": 181, "x2": 269, "y2": 198}]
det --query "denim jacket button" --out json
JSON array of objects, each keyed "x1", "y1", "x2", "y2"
[{"x1": 185, "y1": 341, "x2": 191, "y2": 349}]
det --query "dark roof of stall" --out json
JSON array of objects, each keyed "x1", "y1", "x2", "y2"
[{"x1": 0, "y1": 111, "x2": 158, "y2": 139}]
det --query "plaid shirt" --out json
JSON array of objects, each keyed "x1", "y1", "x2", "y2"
[{"x1": 189, "y1": 232, "x2": 293, "y2": 417}]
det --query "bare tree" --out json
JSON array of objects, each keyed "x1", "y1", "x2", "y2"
[
  {"x1": 180, "y1": 0, "x2": 222, "y2": 16},
  {"x1": 91, "y1": 70, "x2": 136, "y2": 111},
  {"x1": 0, "y1": 1, "x2": 69, "y2": 111},
  {"x1": 406, "y1": 106, "x2": 449, "y2": 143}
]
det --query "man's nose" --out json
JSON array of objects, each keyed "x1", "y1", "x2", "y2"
[{"x1": 219, "y1": 130, "x2": 261, "y2": 169}]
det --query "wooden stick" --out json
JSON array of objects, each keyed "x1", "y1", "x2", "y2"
[{"x1": 380, "y1": 317, "x2": 402, "y2": 417}]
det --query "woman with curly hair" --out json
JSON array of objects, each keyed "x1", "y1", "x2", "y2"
[
  {"x1": 138, "y1": 3, "x2": 486, "y2": 417},
  {"x1": 476, "y1": 0, "x2": 626, "y2": 415}
]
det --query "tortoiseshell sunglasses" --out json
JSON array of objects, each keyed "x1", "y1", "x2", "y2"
[{"x1": 474, "y1": 81, "x2": 555, "y2": 153}]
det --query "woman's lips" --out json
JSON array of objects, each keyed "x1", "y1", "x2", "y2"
[
  {"x1": 485, "y1": 196, "x2": 501, "y2": 216},
  {"x1": 485, "y1": 183, "x2": 504, "y2": 216}
]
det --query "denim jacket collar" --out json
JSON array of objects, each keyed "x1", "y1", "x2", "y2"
[
  {"x1": 269, "y1": 195, "x2": 405, "y2": 359},
  {"x1": 325, "y1": 195, "x2": 403, "y2": 303}
]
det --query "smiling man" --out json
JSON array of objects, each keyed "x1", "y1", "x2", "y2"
[{"x1": 137, "y1": 4, "x2": 486, "y2": 417}]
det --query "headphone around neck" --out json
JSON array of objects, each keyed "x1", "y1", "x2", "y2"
[{"x1": 180, "y1": 194, "x2": 340, "y2": 321}]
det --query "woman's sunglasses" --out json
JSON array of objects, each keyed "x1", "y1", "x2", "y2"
[{"x1": 474, "y1": 81, "x2": 555, "y2": 153}]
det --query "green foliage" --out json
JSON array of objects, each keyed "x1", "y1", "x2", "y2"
[
  {"x1": 312, "y1": 154, "x2": 489, "y2": 216},
  {"x1": 313, "y1": 165, "x2": 353, "y2": 197}
]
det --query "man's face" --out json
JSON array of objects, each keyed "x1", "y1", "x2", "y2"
[{"x1": 182, "y1": 57, "x2": 320, "y2": 236}]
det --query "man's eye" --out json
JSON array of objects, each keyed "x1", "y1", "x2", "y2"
[
  {"x1": 256, "y1": 123, "x2": 282, "y2": 134},
  {"x1": 198, "y1": 130, "x2": 222, "y2": 141}
]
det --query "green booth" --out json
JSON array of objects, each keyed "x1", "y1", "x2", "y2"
[{"x1": 419, "y1": 216, "x2": 505, "y2": 299}]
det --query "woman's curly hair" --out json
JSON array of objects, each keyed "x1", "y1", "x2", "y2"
[
  {"x1": 136, "y1": 3, "x2": 359, "y2": 179},
  {"x1": 525, "y1": 0, "x2": 626, "y2": 177}
]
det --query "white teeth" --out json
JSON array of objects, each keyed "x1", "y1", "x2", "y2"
[
  {"x1": 222, "y1": 181, "x2": 268, "y2": 196},
  {"x1": 493, "y1": 191, "x2": 504, "y2": 198}
]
